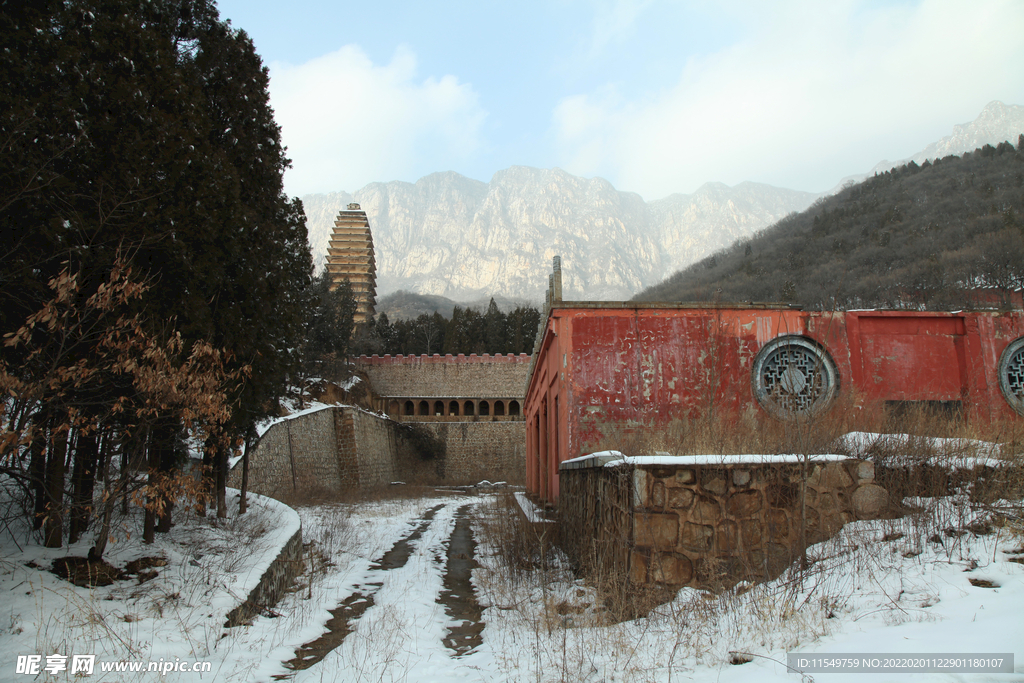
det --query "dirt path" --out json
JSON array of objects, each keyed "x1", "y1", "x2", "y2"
[{"x1": 279, "y1": 500, "x2": 486, "y2": 678}]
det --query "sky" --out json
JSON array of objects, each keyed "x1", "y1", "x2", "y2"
[{"x1": 216, "y1": 0, "x2": 1024, "y2": 201}]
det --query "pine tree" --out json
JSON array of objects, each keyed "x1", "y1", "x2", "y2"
[{"x1": 483, "y1": 298, "x2": 507, "y2": 353}]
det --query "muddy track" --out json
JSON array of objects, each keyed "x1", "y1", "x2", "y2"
[
  {"x1": 438, "y1": 504, "x2": 485, "y2": 657},
  {"x1": 277, "y1": 500, "x2": 487, "y2": 678},
  {"x1": 279, "y1": 504, "x2": 445, "y2": 675}
]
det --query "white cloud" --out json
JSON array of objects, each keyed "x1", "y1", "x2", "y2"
[
  {"x1": 554, "y1": 0, "x2": 1024, "y2": 198},
  {"x1": 269, "y1": 45, "x2": 486, "y2": 196}
]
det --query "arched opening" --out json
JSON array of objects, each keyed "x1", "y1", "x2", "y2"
[
  {"x1": 464, "y1": 401, "x2": 475, "y2": 416},
  {"x1": 449, "y1": 400, "x2": 460, "y2": 416},
  {"x1": 494, "y1": 400, "x2": 505, "y2": 416},
  {"x1": 404, "y1": 400, "x2": 415, "y2": 416},
  {"x1": 479, "y1": 400, "x2": 490, "y2": 416},
  {"x1": 418, "y1": 400, "x2": 429, "y2": 416},
  {"x1": 387, "y1": 400, "x2": 400, "y2": 416},
  {"x1": 434, "y1": 400, "x2": 445, "y2": 416},
  {"x1": 509, "y1": 400, "x2": 520, "y2": 416}
]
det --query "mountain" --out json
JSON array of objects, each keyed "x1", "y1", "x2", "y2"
[
  {"x1": 635, "y1": 141, "x2": 1024, "y2": 310},
  {"x1": 303, "y1": 102, "x2": 1024, "y2": 306},
  {"x1": 302, "y1": 170, "x2": 814, "y2": 303},
  {"x1": 832, "y1": 101, "x2": 1024, "y2": 190},
  {"x1": 376, "y1": 290, "x2": 530, "y2": 320}
]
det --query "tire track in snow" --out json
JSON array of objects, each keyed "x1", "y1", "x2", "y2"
[
  {"x1": 438, "y1": 504, "x2": 485, "y2": 657},
  {"x1": 278, "y1": 503, "x2": 445, "y2": 676}
]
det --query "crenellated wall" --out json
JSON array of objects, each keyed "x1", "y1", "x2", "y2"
[{"x1": 354, "y1": 353, "x2": 531, "y2": 483}]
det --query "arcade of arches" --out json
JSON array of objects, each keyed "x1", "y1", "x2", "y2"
[{"x1": 386, "y1": 397, "x2": 522, "y2": 419}]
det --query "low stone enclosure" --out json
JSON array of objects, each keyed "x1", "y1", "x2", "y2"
[{"x1": 560, "y1": 453, "x2": 907, "y2": 590}]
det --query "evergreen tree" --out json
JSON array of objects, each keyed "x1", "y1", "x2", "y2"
[
  {"x1": 483, "y1": 298, "x2": 507, "y2": 354},
  {"x1": 305, "y1": 273, "x2": 357, "y2": 362},
  {"x1": 0, "y1": 0, "x2": 313, "y2": 538}
]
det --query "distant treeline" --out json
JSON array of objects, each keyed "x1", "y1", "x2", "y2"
[
  {"x1": 354, "y1": 299, "x2": 542, "y2": 357},
  {"x1": 635, "y1": 137, "x2": 1024, "y2": 310}
]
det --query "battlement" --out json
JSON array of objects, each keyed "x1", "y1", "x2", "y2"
[{"x1": 356, "y1": 353, "x2": 531, "y2": 365}]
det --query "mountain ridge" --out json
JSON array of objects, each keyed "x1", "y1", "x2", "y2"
[{"x1": 302, "y1": 101, "x2": 1024, "y2": 306}]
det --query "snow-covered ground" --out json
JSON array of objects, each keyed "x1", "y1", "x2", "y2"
[{"x1": 1, "y1": 481, "x2": 1022, "y2": 682}]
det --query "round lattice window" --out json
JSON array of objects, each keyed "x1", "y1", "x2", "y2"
[
  {"x1": 752, "y1": 336, "x2": 839, "y2": 420},
  {"x1": 998, "y1": 337, "x2": 1024, "y2": 416}
]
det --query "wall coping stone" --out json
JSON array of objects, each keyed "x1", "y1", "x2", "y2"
[
  {"x1": 560, "y1": 451, "x2": 851, "y2": 470},
  {"x1": 356, "y1": 353, "x2": 531, "y2": 365}
]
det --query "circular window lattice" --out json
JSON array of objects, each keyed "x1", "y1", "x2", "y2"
[
  {"x1": 752, "y1": 337, "x2": 839, "y2": 419},
  {"x1": 999, "y1": 337, "x2": 1024, "y2": 416}
]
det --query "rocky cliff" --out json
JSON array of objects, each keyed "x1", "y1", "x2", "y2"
[{"x1": 303, "y1": 168, "x2": 814, "y2": 302}]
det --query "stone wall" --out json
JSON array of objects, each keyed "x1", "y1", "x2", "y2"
[
  {"x1": 353, "y1": 353, "x2": 530, "y2": 484},
  {"x1": 228, "y1": 406, "x2": 443, "y2": 500},
  {"x1": 225, "y1": 528, "x2": 303, "y2": 627},
  {"x1": 559, "y1": 455, "x2": 892, "y2": 590},
  {"x1": 416, "y1": 421, "x2": 525, "y2": 483},
  {"x1": 356, "y1": 353, "x2": 530, "y2": 399}
]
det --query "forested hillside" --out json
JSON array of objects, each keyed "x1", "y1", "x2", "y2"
[{"x1": 635, "y1": 138, "x2": 1024, "y2": 310}]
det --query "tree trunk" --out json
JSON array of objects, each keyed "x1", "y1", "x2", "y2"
[
  {"x1": 29, "y1": 426, "x2": 46, "y2": 531},
  {"x1": 239, "y1": 433, "x2": 252, "y2": 515},
  {"x1": 143, "y1": 429, "x2": 157, "y2": 544},
  {"x1": 216, "y1": 440, "x2": 227, "y2": 518},
  {"x1": 69, "y1": 430, "x2": 98, "y2": 544},
  {"x1": 91, "y1": 430, "x2": 117, "y2": 560},
  {"x1": 43, "y1": 427, "x2": 68, "y2": 548}
]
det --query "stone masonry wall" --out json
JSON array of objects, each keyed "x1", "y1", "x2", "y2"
[
  {"x1": 559, "y1": 457, "x2": 892, "y2": 590},
  {"x1": 417, "y1": 421, "x2": 525, "y2": 484},
  {"x1": 225, "y1": 528, "x2": 303, "y2": 627},
  {"x1": 355, "y1": 353, "x2": 530, "y2": 398},
  {"x1": 229, "y1": 406, "x2": 441, "y2": 500},
  {"x1": 229, "y1": 408, "x2": 341, "y2": 500}
]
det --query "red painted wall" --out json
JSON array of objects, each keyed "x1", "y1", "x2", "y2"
[{"x1": 524, "y1": 305, "x2": 1024, "y2": 504}]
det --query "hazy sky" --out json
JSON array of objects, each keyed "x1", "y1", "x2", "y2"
[{"x1": 216, "y1": 0, "x2": 1024, "y2": 201}]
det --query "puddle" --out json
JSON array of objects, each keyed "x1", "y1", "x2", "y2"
[
  {"x1": 278, "y1": 504, "x2": 445, "y2": 676},
  {"x1": 439, "y1": 504, "x2": 484, "y2": 657}
]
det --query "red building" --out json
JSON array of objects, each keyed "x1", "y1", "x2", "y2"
[{"x1": 524, "y1": 301, "x2": 1024, "y2": 505}]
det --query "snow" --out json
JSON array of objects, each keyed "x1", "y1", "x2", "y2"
[
  {"x1": 836, "y1": 432, "x2": 1008, "y2": 469},
  {"x1": 2, "y1": 467, "x2": 1022, "y2": 681},
  {"x1": 513, "y1": 491, "x2": 547, "y2": 523},
  {"x1": 562, "y1": 450, "x2": 850, "y2": 468},
  {"x1": 0, "y1": 486, "x2": 298, "y2": 682}
]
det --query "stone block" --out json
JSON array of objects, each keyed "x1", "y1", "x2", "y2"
[
  {"x1": 856, "y1": 460, "x2": 875, "y2": 482},
  {"x1": 667, "y1": 488, "x2": 694, "y2": 509},
  {"x1": 690, "y1": 496, "x2": 721, "y2": 523},
  {"x1": 702, "y1": 470, "x2": 728, "y2": 496},
  {"x1": 740, "y1": 518, "x2": 762, "y2": 548},
  {"x1": 852, "y1": 484, "x2": 889, "y2": 519},
  {"x1": 633, "y1": 469, "x2": 649, "y2": 507},
  {"x1": 634, "y1": 513, "x2": 678, "y2": 549},
  {"x1": 766, "y1": 508, "x2": 789, "y2": 537},
  {"x1": 651, "y1": 480, "x2": 666, "y2": 509},
  {"x1": 732, "y1": 469, "x2": 751, "y2": 487},
  {"x1": 651, "y1": 553, "x2": 693, "y2": 585},
  {"x1": 675, "y1": 469, "x2": 694, "y2": 484},
  {"x1": 716, "y1": 520, "x2": 739, "y2": 552},
  {"x1": 726, "y1": 490, "x2": 762, "y2": 518},
  {"x1": 629, "y1": 550, "x2": 648, "y2": 584},
  {"x1": 820, "y1": 462, "x2": 853, "y2": 489},
  {"x1": 817, "y1": 491, "x2": 839, "y2": 513},
  {"x1": 680, "y1": 522, "x2": 713, "y2": 551}
]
